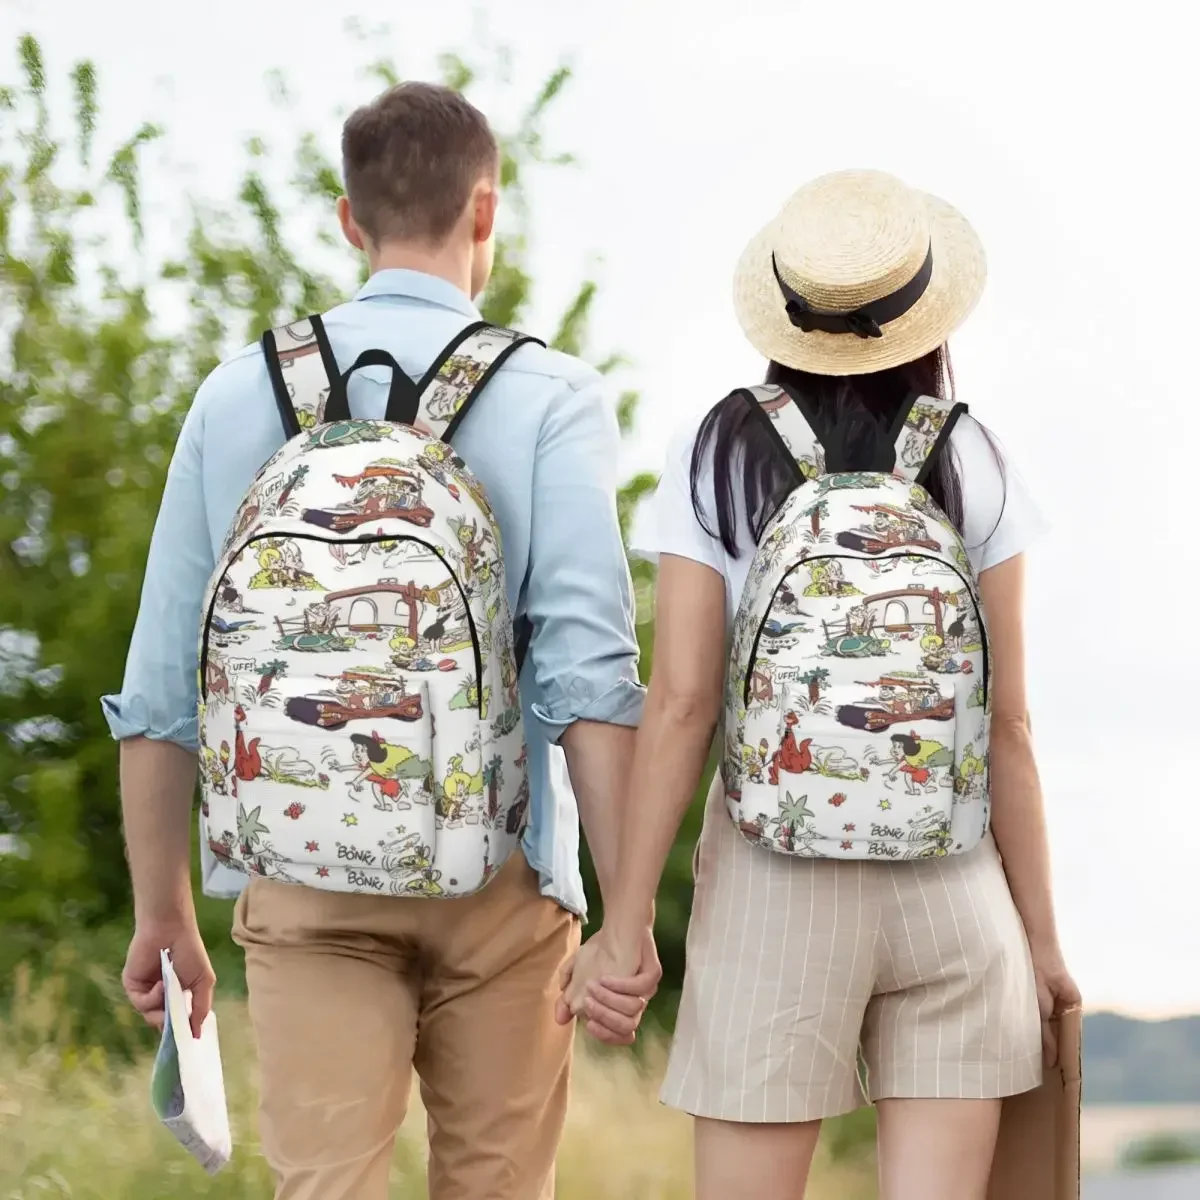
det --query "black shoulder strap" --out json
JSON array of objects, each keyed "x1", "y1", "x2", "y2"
[
  {"x1": 413, "y1": 323, "x2": 543, "y2": 444},
  {"x1": 261, "y1": 315, "x2": 347, "y2": 438},
  {"x1": 889, "y1": 393, "x2": 968, "y2": 485}
]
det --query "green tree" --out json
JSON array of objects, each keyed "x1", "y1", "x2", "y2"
[{"x1": 0, "y1": 31, "x2": 674, "y2": 1047}]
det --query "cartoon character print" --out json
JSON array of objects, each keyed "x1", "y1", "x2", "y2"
[
  {"x1": 741, "y1": 739, "x2": 772, "y2": 784},
  {"x1": 422, "y1": 354, "x2": 490, "y2": 425},
  {"x1": 379, "y1": 830, "x2": 444, "y2": 897},
  {"x1": 302, "y1": 460, "x2": 432, "y2": 533},
  {"x1": 954, "y1": 742, "x2": 987, "y2": 800},
  {"x1": 905, "y1": 806, "x2": 954, "y2": 857},
  {"x1": 284, "y1": 668, "x2": 424, "y2": 730},
  {"x1": 448, "y1": 514, "x2": 496, "y2": 585},
  {"x1": 275, "y1": 600, "x2": 358, "y2": 654},
  {"x1": 897, "y1": 402, "x2": 949, "y2": 471},
  {"x1": 450, "y1": 674, "x2": 491, "y2": 719},
  {"x1": 883, "y1": 730, "x2": 954, "y2": 795},
  {"x1": 223, "y1": 466, "x2": 309, "y2": 556},
  {"x1": 208, "y1": 585, "x2": 263, "y2": 647},
  {"x1": 802, "y1": 558, "x2": 861, "y2": 597},
  {"x1": 837, "y1": 672, "x2": 953, "y2": 732},
  {"x1": 434, "y1": 747, "x2": 484, "y2": 825},
  {"x1": 820, "y1": 601, "x2": 892, "y2": 659},
  {"x1": 920, "y1": 632, "x2": 975, "y2": 676},
  {"x1": 417, "y1": 442, "x2": 463, "y2": 501},
  {"x1": 836, "y1": 504, "x2": 938, "y2": 554},
  {"x1": 201, "y1": 741, "x2": 235, "y2": 797},
  {"x1": 327, "y1": 730, "x2": 432, "y2": 812},
  {"x1": 248, "y1": 540, "x2": 325, "y2": 591},
  {"x1": 753, "y1": 521, "x2": 801, "y2": 583}
]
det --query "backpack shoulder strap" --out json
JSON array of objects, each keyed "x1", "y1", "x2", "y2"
[
  {"x1": 261, "y1": 315, "x2": 349, "y2": 438},
  {"x1": 413, "y1": 322, "x2": 544, "y2": 443},
  {"x1": 888, "y1": 393, "x2": 969, "y2": 485},
  {"x1": 737, "y1": 383, "x2": 827, "y2": 483}
]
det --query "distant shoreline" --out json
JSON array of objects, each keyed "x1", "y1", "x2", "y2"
[{"x1": 1081, "y1": 1105, "x2": 1200, "y2": 1172}]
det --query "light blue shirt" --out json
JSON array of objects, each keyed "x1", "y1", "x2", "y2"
[{"x1": 102, "y1": 269, "x2": 645, "y2": 917}]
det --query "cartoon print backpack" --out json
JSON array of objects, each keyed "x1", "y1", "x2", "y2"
[
  {"x1": 724, "y1": 384, "x2": 991, "y2": 861},
  {"x1": 197, "y1": 314, "x2": 540, "y2": 898}
]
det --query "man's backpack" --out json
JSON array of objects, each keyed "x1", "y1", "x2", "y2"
[
  {"x1": 723, "y1": 385, "x2": 991, "y2": 861},
  {"x1": 197, "y1": 315, "x2": 539, "y2": 898}
]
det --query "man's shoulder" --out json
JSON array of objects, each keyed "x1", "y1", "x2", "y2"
[
  {"x1": 190, "y1": 341, "x2": 269, "y2": 417},
  {"x1": 189, "y1": 327, "x2": 606, "y2": 425},
  {"x1": 496, "y1": 339, "x2": 602, "y2": 398}
]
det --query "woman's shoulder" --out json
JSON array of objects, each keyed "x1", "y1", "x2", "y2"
[{"x1": 946, "y1": 411, "x2": 1049, "y2": 572}]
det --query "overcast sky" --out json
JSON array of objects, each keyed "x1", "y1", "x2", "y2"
[{"x1": 3, "y1": 0, "x2": 1195, "y2": 1017}]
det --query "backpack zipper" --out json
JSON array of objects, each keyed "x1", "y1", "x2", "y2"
[
  {"x1": 200, "y1": 531, "x2": 485, "y2": 715},
  {"x1": 742, "y1": 551, "x2": 989, "y2": 707}
]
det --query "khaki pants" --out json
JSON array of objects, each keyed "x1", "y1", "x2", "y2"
[{"x1": 232, "y1": 853, "x2": 580, "y2": 1200}]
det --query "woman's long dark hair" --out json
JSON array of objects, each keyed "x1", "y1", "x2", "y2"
[{"x1": 690, "y1": 345, "x2": 1003, "y2": 556}]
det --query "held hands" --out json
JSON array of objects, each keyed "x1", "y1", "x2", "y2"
[
  {"x1": 122, "y1": 919, "x2": 216, "y2": 1040},
  {"x1": 555, "y1": 926, "x2": 661, "y2": 1046}
]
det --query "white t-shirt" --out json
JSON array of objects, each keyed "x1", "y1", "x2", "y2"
[{"x1": 634, "y1": 406, "x2": 1048, "y2": 628}]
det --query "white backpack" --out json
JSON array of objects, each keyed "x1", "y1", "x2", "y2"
[
  {"x1": 197, "y1": 315, "x2": 539, "y2": 898},
  {"x1": 723, "y1": 385, "x2": 991, "y2": 861}
]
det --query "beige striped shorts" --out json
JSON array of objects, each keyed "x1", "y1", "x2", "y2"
[{"x1": 661, "y1": 776, "x2": 1043, "y2": 1123}]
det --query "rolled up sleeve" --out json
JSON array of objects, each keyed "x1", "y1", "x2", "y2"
[
  {"x1": 525, "y1": 375, "x2": 645, "y2": 741},
  {"x1": 100, "y1": 388, "x2": 215, "y2": 751}
]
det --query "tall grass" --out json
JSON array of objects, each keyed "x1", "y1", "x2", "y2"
[{"x1": 0, "y1": 966, "x2": 877, "y2": 1198}]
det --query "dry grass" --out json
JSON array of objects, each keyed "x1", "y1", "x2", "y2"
[{"x1": 0, "y1": 969, "x2": 877, "y2": 1198}]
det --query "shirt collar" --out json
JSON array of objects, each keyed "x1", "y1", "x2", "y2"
[{"x1": 354, "y1": 268, "x2": 481, "y2": 319}]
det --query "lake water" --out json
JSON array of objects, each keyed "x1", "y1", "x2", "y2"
[{"x1": 1084, "y1": 1165, "x2": 1200, "y2": 1199}]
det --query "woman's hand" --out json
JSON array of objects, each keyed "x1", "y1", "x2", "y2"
[
  {"x1": 555, "y1": 927, "x2": 660, "y2": 1046},
  {"x1": 1030, "y1": 941, "x2": 1081, "y2": 1066}
]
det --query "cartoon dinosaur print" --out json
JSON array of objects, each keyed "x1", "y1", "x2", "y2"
[
  {"x1": 768, "y1": 712, "x2": 813, "y2": 784},
  {"x1": 233, "y1": 705, "x2": 263, "y2": 792}
]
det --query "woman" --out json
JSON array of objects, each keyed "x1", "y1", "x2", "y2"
[{"x1": 563, "y1": 170, "x2": 1079, "y2": 1200}]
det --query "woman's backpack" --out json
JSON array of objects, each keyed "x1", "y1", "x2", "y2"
[{"x1": 723, "y1": 385, "x2": 991, "y2": 860}]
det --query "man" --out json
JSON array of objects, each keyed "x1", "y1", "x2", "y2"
[{"x1": 105, "y1": 82, "x2": 658, "y2": 1200}]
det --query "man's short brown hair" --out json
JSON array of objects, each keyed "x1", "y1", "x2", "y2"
[{"x1": 341, "y1": 82, "x2": 499, "y2": 245}]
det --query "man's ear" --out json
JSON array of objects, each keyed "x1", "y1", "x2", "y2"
[
  {"x1": 472, "y1": 179, "x2": 498, "y2": 246},
  {"x1": 337, "y1": 196, "x2": 366, "y2": 252}
]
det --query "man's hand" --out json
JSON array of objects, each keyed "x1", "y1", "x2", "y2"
[
  {"x1": 555, "y1": 926, "x2": 660, "y2": 1046},
  {"x1": 123, "y1": 920, "x2": 215, "y2": 1040}
]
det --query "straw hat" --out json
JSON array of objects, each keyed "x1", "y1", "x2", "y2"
[{"x1": 732, "y1": 169, "x2": 986, "y2": 376}]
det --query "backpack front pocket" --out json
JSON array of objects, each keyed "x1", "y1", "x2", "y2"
[
  {"x1": 736, "y1": 680, "x2": 959, "y2": 859},
  {"x1": 200, "y1": 673, "x2": 437, "y2": 895}
]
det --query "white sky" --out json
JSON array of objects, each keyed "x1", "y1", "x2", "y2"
[{"x1": 3, "y1": 0, "x2": 1196, "y2": 1017}]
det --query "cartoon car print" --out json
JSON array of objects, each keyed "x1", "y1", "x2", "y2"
[
  {"x1": 836, "y1": 696, "x2": 954, "y2": 731},
  {"x1": 836, "y1": 673, "x2": 954, "y2": 732},
  {"x1": 284, "y1": 692, "x2": 424, "y2": 730},
  {"x1": 302, "y1": 502, "x2": 434, "y2": 532},
  {"x1": 836, "y1": 503, "x2": 939, "y2": 554},
  {"x1": 285, "y1": 670, "x2": 425, "y2": 730}
]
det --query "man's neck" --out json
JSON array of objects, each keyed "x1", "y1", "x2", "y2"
[{"x1": 368, "y1": 242, "x2": 473, "y2": 299}]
